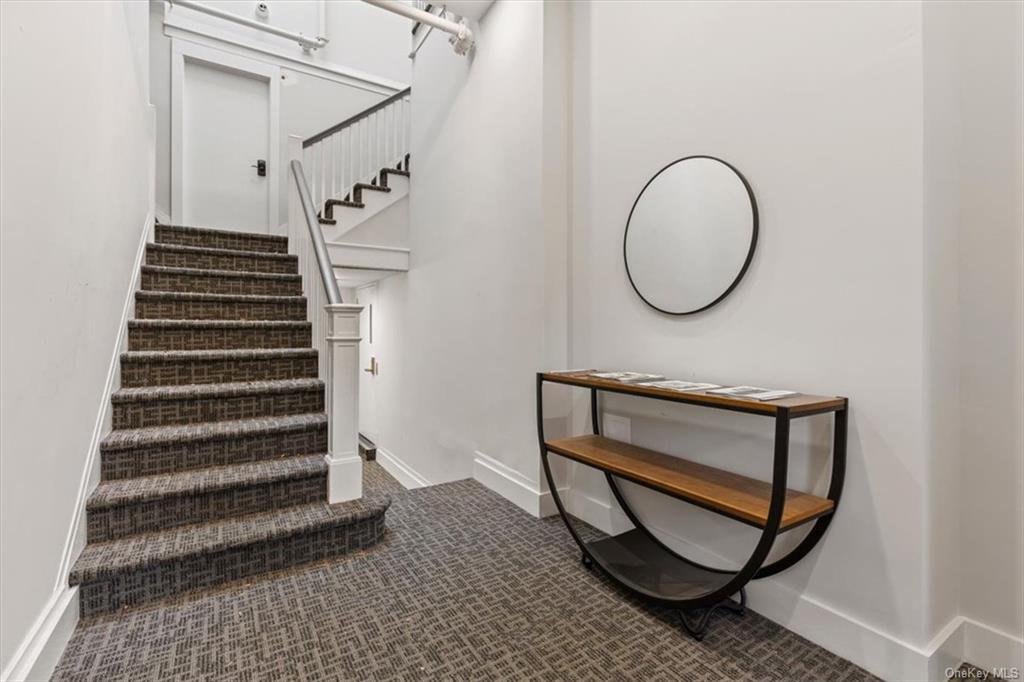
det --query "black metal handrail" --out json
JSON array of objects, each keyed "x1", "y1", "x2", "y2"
[{"x1": 303, "y1": 87, "x2": 412, "y2": 148}]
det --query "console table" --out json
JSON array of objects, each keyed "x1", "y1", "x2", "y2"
[{"x1": 536, "y1": 370, "x2": 847, "y2": 640}]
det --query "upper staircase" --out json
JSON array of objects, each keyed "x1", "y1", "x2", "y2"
[
  {"x1": 299, "y1": 88, "x2": 412, "y2": 288},
  {"x1": 69, "y1": 224, "x2": 389, "y2": 617}
]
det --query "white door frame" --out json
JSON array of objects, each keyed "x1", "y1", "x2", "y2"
[
  {"x1": 171, "y1": 39, "x2": 280, "y2": 231},
  {"x1": 356, "y1": 282, "x2": 379, "y2": 443}
]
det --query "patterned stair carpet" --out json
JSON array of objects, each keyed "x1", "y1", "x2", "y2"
[
  {"x1": 68, "y1": 224, "x2": 388, "y2": 618},
  {"x1": 54, "y1": 462, "x2": 879, "y2": 681}
]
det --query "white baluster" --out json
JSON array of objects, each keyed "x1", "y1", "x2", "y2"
[
  {"x1": 342, "y1": 127, "x2": 350, "y2": 200},
  {"x1": 369, "y1": 113, "x2": 376, "y2": 181},
  {"x1": 358, "y1": 118, "x2": 366, "y2": 183},
  {"x1": 350, "y1": 124, "x2": 357, "y2": 197},
  {"x1": 402, "y1": 98, "x2": 409, "y2": 168},
  {"x1": 329, "y1": 134, "x2": 336, "y2": 201},
  {"x1": 319, "y1": 141, "x2": 327, "y2": 213},
  {"x1": 392, "y1": 102, "x2": 399, "y2": 167}
]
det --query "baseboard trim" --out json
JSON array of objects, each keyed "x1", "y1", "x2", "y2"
[
  {"x1": 962, "y1": 617, "x2": 1024, "y2": 676},
  {"x1": 10, "y1": 213, "x2": 154, "y2": 681},
  {"x1": 482, "y1": 476, "x2": 1020, "y2": 681},
  {"x1": 562, "y1": 487, "x2": 634, "y2": 535},
  {"x1": 54, "y1": 211, "x2": 153, "y2": 589},
  {"x1": 560, "y1": 484, "x2": 945, "y2": 680},
  {"x1": 1, "y1": 586, "x2": 78, "y2": 682},
  {"x1": 472, "y1": 451, "x2": 562, "y2": 517},
  {"x1": 376, "y1": 446, "x2": 430, "y2": 489}
]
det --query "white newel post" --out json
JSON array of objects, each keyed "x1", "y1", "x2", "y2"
[{"x1": 324, "y1": 303, "x2": 365, "y2": 503}]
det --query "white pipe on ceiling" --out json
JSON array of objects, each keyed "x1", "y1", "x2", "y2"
[
  {"x1": 167, "y1": 0, "x2": 329, "y2": 51},
  {"x1": 361, "y1": 0, "x2": 475, "y2": 55}
]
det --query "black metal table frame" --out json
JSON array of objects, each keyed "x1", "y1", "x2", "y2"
[{"x1": 535, "y1": 373, "x2": 848, "y2": 639}]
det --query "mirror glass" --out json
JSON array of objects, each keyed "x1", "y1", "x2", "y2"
[{"x1": 624, "y1": 156, "x2": 758, "y2": 315}]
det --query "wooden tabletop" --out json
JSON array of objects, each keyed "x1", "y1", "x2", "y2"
[
  {"x1": 545, "y1": 435, "x2": 834, "y2": 531},
  {"x1": 541, "y1": 371, "x2": 846, "y2": 416}
]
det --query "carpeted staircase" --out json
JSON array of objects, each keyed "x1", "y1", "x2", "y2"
[{"x1": 69, "y1": 224, "x2": 389, "y2": 617}]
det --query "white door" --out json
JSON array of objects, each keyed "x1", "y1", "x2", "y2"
[
  {"x1": 182, "y1": 59, "x2": 270, "y2": 233},
  {"x1": 357, "y1": 284, "x2": 379, "y2": 444}
]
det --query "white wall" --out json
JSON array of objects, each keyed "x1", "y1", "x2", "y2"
[
  {"x1": 922, "y1": 2, "x2": 1024, "y2": 670},
  {"x1": 946, "y1": 0, "x2": 1024, "y2": 652},
  {"x1": 570, "y1": 0, "x2": 932, "y2": 654},
  {"x1": 0, "y1": 0, "x2": 154, "y2": 675},
  {"x1": 370, "y1": 0, "x2": 552, "y2": 486},
  {"x1": 150, "y1": 0, "x2": 411, "y2": 225},
  {"x1": 374, "y1": 0, "x2": 1021, "y2": 678},
  {"x1": 321, "y1": 1, "x2": 412, "y2": 84}
]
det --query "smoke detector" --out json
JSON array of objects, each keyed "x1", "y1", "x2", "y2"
[{"x1": 255, "y1": 2, "x2": 269, "y2": 20}]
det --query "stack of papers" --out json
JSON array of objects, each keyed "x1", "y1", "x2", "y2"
[
  {"x1": 706, "y1": 386, "x2": 799, "y2": 401},
  {"x1": 590, "y1": 372, "x2": 666, "y2": 384},
  {"x1": 637, "y1": 380, "x2": 721, "y2": 392}
]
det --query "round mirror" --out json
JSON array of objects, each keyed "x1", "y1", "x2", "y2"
[{"x1": 623, "y1": 156, "x2": 758, "y2": 315}]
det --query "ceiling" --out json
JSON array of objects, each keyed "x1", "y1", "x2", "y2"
[{"x1": 439, "y1": 1, "x2": 495, "y2": 22}]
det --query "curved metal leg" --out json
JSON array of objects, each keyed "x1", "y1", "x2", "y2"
[
  {"x1": 678, "y1": 589, "x2": 746, "y2": 641},
  {"x1": 679, "y1": 608, "x2": 715, "y2": 641},
  {"x1": 755, "y1": 403, "x2": 847, "y2": 578}
]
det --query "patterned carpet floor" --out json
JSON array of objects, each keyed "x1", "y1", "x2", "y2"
[{"x1": 53, "y1": 462, "x2": 879, "y2": 681}]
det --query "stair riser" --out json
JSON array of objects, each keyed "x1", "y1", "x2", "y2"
[
  {"x1": 128, "y1": 325, "x2": 312, "y2": 351},
  {"x1": 113, "y1": 389, "x2": 324, "y2": 429},
  {"x1": 142, "y1": 270, "x2": 302, "y2": 296},
  {"x1": 156, "y1": 225, "x2": 288, "y2": 254},
  {"x1": 77, "y1": 512, "x2": 385, "y2": 617},
  {"x1": 147, "y1": 246, "x2": 298, "y2": 275},
  {"x1": 135, "y1": 297, "x2": 307, "y2": 321},
  {"x1": 120, "y1": 355, "x2": 318, "y2": 387},
  {"x1": 87, "y1": 475, "x2": 327, "y2": 542},
  {"x1": 101, "y1": 424, "x2": 328, "y2": 480},
  {"x1": 352, "y1": 186, "x2": 390, "y2": 204}
]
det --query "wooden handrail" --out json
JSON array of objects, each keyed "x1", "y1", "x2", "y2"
[{"x1": 303, "y1": 87, "x2": 411, "y2": 148}]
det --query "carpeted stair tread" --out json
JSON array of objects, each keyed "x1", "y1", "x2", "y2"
[
  {"x1": 135, "y1": 291, "x2": 306, "y2": 304},
  {"x1": 87, "y1": 455, "x2": 327, "y2": 510},
  {"x1": 121, "y1": 347, "x2": 317, "y2": 362},
  {"x1": 70, "y1": 496, "x2": 391, "y2": 584},
  {"x1": 134, "y1": 291, "x2": 308, "y2": 321},
  {"x1": 101, "y1": 413, "x2": 326, "y2": 452},
  {"x1": 326, "y1": 198, "x2": 365, "y2": 209},
  {"x1": 381, "y1": 168, "x2": 410, "y2": 187},
  {"x1": 140, "y1": 265, "x2": 301, "y2": 282},
  {"x1": 353, "y1": 182, "x2": 390, "y2": 193},
  {"x1": 147, "y1": 242, "x2": 298, "y2": 262},
  {"x1": 112, "y1": 378, "x2": 323, "y2": 403},
  {"x1": 127, "y1": 319, "x2": 311, "y2": 331},
  {"x1": 155, "y1": 224, "x2": 289, "y2": 253},
  {"x1": 146, "y1": 243, "x2": 298, "y2": 275}
]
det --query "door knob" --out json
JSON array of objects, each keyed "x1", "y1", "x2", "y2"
[
  {"x1": 251, "y1": 159, "x2": 266, "y2": 177},
  {"x1": 363, "y1": 357, "x2": 378, "y2": 375}
]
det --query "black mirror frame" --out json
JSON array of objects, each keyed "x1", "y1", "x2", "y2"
[{"x1": 623, "y1": 155, "x2": 759, "y2": 316}]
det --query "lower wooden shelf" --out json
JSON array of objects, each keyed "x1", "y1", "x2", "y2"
[{"x1": 544, "y1": 434, "x2": 834, "y2": 531}]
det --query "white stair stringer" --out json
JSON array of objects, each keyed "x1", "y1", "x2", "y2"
[
  {"x1": 320, "y1": 173, "x2": 409, "y2": 243},
  {"x1": 335, "y1": 194, "x2": 408, "y2": 250},
  {"x1": 328, "y1": 241, "x2": 409, "y2": 289},
  {"x1": 323, "y1": 170, "x2": 409, "y2": 288}
]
